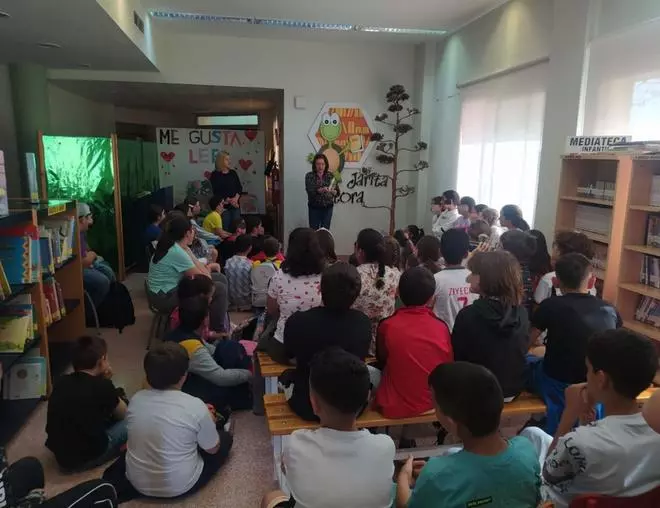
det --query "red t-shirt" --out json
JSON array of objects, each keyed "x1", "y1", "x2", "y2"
[{"x1": 375, "y1": 306, "x2": 453, "y2": 418}]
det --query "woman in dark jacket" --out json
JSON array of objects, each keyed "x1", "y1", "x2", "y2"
[
  {"x1": 305, "y1": 154, "x2": 336, "y2": 230},
  {"x1": 209, "y1": 151, "x2": 243, "y2": 228}
]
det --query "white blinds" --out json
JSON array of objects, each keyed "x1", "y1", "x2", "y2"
[
  {"x1": 456, "y1": 63, "x2": 547, "y2": 226},
  {"x1": 583, "y1": 19, "x2": 660, "y2": 140}
]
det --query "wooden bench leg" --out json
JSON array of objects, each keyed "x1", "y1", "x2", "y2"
[{"x1": 265, "y1": 376, "x2": 278, "y2": 395}]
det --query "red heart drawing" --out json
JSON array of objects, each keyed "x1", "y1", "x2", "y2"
[
  {"x1": 160, "y1": 151, "x2": 175, "y2": 162},
  {"x1": 245, "y1": 130, "x2": 257, "y2": 142},
  {"x1": 203, "y1": 171, "x2": 211, "y2": 179},
  {"x1": 239, "y1": 159, "x2": 253, "y2": 171}
]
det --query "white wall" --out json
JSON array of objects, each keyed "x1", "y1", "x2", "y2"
[
  {"x1": 0, "y1": 65, "x2": 21, "y2": 197},
  {"x1": 595, "y1": 0, "x2": 660, "y2": 39},
  {"x1": 48, "y1": 84, "x2": 116, "y2": 137},
  {"x1": 427, "y1": 0, "x2": 553, "y2": 223},
  {"x1": 50, "y1": 33, "x2": 416, "y2": 254}
]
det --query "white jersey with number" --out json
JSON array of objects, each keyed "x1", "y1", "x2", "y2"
[{"x1": 433, "y1": 267, "x2": 477, "y2": 331}]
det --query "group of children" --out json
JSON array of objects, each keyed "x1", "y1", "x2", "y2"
[{"x1": 39, "y1": 190, "x2": 660, "y2": 507}]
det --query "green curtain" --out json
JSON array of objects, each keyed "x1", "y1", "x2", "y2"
[
  {"x1": 42, "y1": 136, "x2": 118, "y2": 271},
  {"x1": 118, "y1": 139, "x2": 159, "y2": 198}
]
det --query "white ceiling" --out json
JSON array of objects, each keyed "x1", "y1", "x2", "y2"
[
  {"x1": 143, "y1": 0, "x2": 509, "y2": 41},
  {"x1": 51, "y1": 80, "x2": 283, "y2": 113},
  {"x1": 0, "y1": 0, "x2": 155, "y2": 71}
]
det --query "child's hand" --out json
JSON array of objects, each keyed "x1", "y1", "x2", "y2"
[
  {"x1": 398, "y1": 456, "x2": 415, "y2": 486},
  {"x1": 564, "y1": 383, "x2": 595, "y2": 423},
  {"x1": 207, "y1": 262, "x2": 221, "y2": 273}
]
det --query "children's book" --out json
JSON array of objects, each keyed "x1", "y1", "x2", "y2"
[
  {"x1": 0, "y1": 236, "x2": 31, "y2": 284},
  {"x1": 0, "y1": 151, "x2": 8, "y2": 217},
  {"x1": 3, "y1": 353, "x2": 46, "y2": 400},
  {"x1": 647, "y1": 215, "x2": 660, "y2": 248},
  {"x1": 24, "y1": 153, "x2": 40, "y2": 204}
]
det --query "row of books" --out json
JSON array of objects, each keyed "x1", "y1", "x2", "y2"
[
  {"x1": 575, "y1": 204, "x2": 612, "y2": 236},
  {"x1": 593, "y1": 243, "x2": 608, "y2": 272},
  {"x1": 635, "y1": 296, "x2": 660, "y2": 329},
  {"x1": 576, "y1": 180, "x2": 616, "y2": 202},
  {"x1": 640, "y1": 255, "x2": 660, "y2": 288},
  {"x1": 0, "y1": 216, "x2": 77, "y2": 285},
  {"x1": 647, "y1": 215, "x2": 660, "y2": 248},
  {"x1": 650, "y1": 175, "x2": 660, "y2": 207}
]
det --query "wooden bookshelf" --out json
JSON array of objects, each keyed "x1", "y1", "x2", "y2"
[
  {"x1": 0, "y1": 199, "x2": 83, "y2": 445},
  {"x1": 557, "y1": 154, "x2": 660, "y2": 344}
]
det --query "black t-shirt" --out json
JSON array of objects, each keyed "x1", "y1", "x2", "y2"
[
  {"x1": 283, "y1": 307, "x2": 372, "y2": 421},
  {"x1": 209, "y1": 170, "x2": 243, "y2": 206},
  {"x1": 46, "y1": 372, "x2": 119, "y2": 469},
  {"x1": 532, "y1": 293, "x2": 622, "y2": 384}
]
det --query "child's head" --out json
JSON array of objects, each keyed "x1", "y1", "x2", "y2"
[
  {"x1": 553, "y1": 230, "x2": 595, "y2": 262},
  {"x1": 178, "y1": 295, "x2": 209, "y2": 332},
  {"x1": 309, "y1": 348, "x2": 370, "y2": 422},
  {"x1": 231, "y1": 218, "x2": 247, "y2": 236},
  {"x1": 416, "y1": 235, "x2": 441, "y2": 273},
  {"x1": 406, "y1": 252, "x2": 420, "y2": 270},
  {"x1": 441, "y1": 229, "x2": 470, "y2": 266},
  {"x1": 208, "y1": 195, "x2": 225, "y2": 214},
  {"x1": 383, "y1": 236, "x2": 402, "y2": 269},
  {"x1": 475, "y1": 204, "x2": 488, "y2": 218},
  {"x1": 177, "y1": 274, "x2": 215, "y2": 301},
  {"x1": 393, "y1": 229, "x2": 408, "y2": 248},
  {"x1": 500, "y1": 204, "x2": 529, "y2": 231},
  {"x1": 321, "y1": 262, "x2": 362, "y2": 311},
  {"x1": 466, "y1": 251, "x2": 522, "y2": 306},
  {"x1": 316, "y1": 228, "x2": 337, "y2": 264},
  {"x1": 355, "y1": 229, "x2": 386, "y2": 288},
  {"x1": 586, "y1": 329, "x2": 657, "y2": 404},
  {"x1": 144, "y1": 342, "x2": 189, "y2": 390},
  {"x1": 528, "y1": 229, "x2": 552, "y2": 277},
  {"x1": 441, "y1": 190, "x2": 460, "y2": 211},
  {"x1": 399, "y1": 266, "x2": 436, "y2": 307},
  {"x1": 468, "y1": 220, "x2": 490, "y2": 243},
  {"x1": 148, "y1": 204, "x2": 165, "y2": 225},
  {"x1": 500, "y1": 229, "x2": 537, "y2": 264},
  {"x1": 481, "y1": 207, "x2": 499, "y2": 227},
  {"x1": 429, "y1": 362, "x2": 504, "y2": 439},
  {"x1": 245, "y1": 215, "x2": 264, "y2": 236},
  {"x1": 263, "y1": 236, "x2": 280, "y2": 258},
  {"x1": 459, "y1": 196, "x2": 476, "y2": 218},
  {"x1": 72, "y1": 335, "x2": 108, "y2": 374},
  {"x1": 555, "y1": 253, "x2": 592, "y2": 293},
  {"x1": 431, "y1": 196, "x2": 444, "y2": 215},
  {"x1": 234, "y1": 234, "x2": 253, "y2": 255}
]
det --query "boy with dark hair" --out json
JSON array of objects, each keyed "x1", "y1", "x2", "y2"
[
  {"x1": 431, "y1": 191, "x2": 460, "y2": 240},
  {"x1": 245, "y1": 215, "x2": 265, "y2": 257},
  {"x1": 262, "y1": 348, "x2": 395, "y2": 508},
  {"x1": 202, "y1": 195, "x2": 230, "y2": 239},
  {"x1": 46, "y1": 336, "x2": 127, "y2": 471},
  {"x1": 433, "y1": 229, "x2": 476, "y2": 330},
  {"x1": 529, "y1": 253, "x2": 621, "y2": 434},
  {"x1": 225, "y1": 234, "x2": 253, "y2": 310},
  {"x1": 103, "y1": 343, "x2": 233, "y2": 502},
  {"x1": 522, "y1": 329, "x2": 660, "y2": 507},
  {"x1": 144, "y1": 203, "x2": 165, "y2": 244},
  {"x1": 396, "y1": 362, "x2": 540, "y2": 508},
  {"x1": 164, "y1": 296, "x2": 252, "y2": 410},
  {"x1": 282, "y1": 262, "x2": 372, "y2": 421},
  {"x1": 253, "y1": 236, "x2": 283, "y2": 269},
  {"x1": 375, "y1": 267, "x2": 453, "y2": 419},
  {"x1": 534, "y1": 230, "x2": 595, "y2": 303},
  {"x1": 251, "y1": 236, "x2": 282, "y2": 308}
]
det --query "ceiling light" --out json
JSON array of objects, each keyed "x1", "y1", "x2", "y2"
[
  {"x1": 0, "y1": 11, "x2": 10, "y2": 19},
  {"x1": 37, "y1": 42, "x2": 62, "y2": 49},
  {"x1": 149, "y1": 10, "x2": 445, "y2": 36}
]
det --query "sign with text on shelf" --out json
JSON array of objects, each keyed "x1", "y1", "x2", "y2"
[{"x1": 565, "y1": 135, "x2": 631, "y2": 153}]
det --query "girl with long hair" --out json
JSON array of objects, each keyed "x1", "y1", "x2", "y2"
[{"x1": 500, "y1": 204, "x2": 530, "y2": 232}]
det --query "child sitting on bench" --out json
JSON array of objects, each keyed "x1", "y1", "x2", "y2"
[
  {"x1": 396, "y1": 362, "x2": 540, "y2": 508},
  {"x1": 262, "y1": 348, "x2": 396, "y2": 508},
  {"x1": 521, "y1": 329, "x2": 660, "y2": 507}
]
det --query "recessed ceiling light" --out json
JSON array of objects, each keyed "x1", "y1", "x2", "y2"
[
  {"x1": 0, "y1": 11, "x2": 10, "y2": 19},
  {"x1": 37, "y1": 42, "x2": 62, "y2": 49}
]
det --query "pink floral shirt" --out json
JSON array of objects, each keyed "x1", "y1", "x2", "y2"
[
  {"x1": 353, "y1": 264, "x2": 401, "y2": 345},
  {"x1": 267, "y1": 271, "x2": 322, "y2": 343}
]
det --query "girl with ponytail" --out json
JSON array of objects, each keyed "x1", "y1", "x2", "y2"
[
  {"x1": 353, "y1": 228, "x2": 401, "y2": 350},
  {"x1": 500, "y1": 229, "x2": 537, "y2": 313},
  {"x1": 500, "y1": 204, "x2": 530, "y2": 232}
]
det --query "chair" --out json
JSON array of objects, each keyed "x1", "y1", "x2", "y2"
[
  {"x1": 144, "y1": 280, "x2": 172, "y2": 350},
  {"x1": 569, "y1": 485, "x2": 660, "y2": 507}
]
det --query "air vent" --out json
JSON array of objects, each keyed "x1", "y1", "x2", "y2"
[{"x1": 133, "y1": 11, "x2": 145, "y2": 33}]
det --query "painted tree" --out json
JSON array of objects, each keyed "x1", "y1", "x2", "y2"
[{"x1": 361, "y1": 84, "x2": 428, "y2": 235}]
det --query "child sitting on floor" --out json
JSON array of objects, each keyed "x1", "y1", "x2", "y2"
[
  {"x1": 521, "y1": 329, "x2": 660, "y2": 508},
  {"x1": 375, "y1": 266, "x2": 453, "y2": 419},
  {"x1": 262, "y1": 348, "x2": 396, "y2": 508},
  {"x1": 251, "y1": 236, "x2": 282, "y2": 309},
  {"x1": 528, "y1": 253, "x2": 621, "y2": 434},
  {"x1": 103, "y1": 343, "x2": 233, "y2": 503},
  {"x1": 396, "y1": 362, "x2": 540, "y2": 508},
  {"x1": 164, "y1": 296, "x2": 252, "y2": 411},
  {"x1": 46, "y1": 336, "x2": 128, "y2": 471},
  {"x1": 170, "y1": 274, "x2": 226, "y2": 341},
  {"x1": 225, "y1": 234, "x2": 253, "y2": 311}
]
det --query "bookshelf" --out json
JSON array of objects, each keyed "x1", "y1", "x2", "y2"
[
  {"x1": 0, "y1": 199, "x2": 84, "y2": 446},
  {"x1": 556, "y1": 154, "x2": 660, "y2": 346}
]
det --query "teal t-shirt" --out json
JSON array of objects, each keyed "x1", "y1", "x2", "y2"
[
  {"x1": 408, "y1": 437, "x2": 540, "y2": 508},
  {"x1": 147, "y1": 243, "x2": 195, "y2": 294}
]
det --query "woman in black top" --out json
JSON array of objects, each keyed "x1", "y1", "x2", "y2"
[
  {"x1": 209, "y1": 151, "x2": 243, "y2": 228},
  {"x1": 305, "y1": 154, "x2": 336, "y2": 230},
  {"x1": 452, "y1": 250, "x2": 529, "y2": 400},
  {"x1": 282, "y1": 262, "x2": 371, "y2": 421}
]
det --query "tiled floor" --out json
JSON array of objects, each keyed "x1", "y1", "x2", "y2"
[{"x1": 7, "y1": 273, "x2": 275, "y2": 507}]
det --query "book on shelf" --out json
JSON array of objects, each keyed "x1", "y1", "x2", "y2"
[
  {"x1": 639, "y1": 255, "x2": 660, "y2": 288},
  {"x1": 592, "y1": 244, "x2": 608, "y2": 272},
  {"x1": 0, "y1": 295, "x2": 35, "y2": 353},
  {"x1": 41, "y1": 216, "x2": 76, "y2": 266},
  {"x1": 24, "y1": 153, "x2": 40, "y2": 204},
  {"x1": 0, "y1": 236, "x2": 33, "y2": 285},
  {"x1": 635, "y1": 296, "x2": 660, "y2": 328},
  {"x1": 0, "y1": 151, "x2": 7, "y2": 217},
  {"x1": 43, "y1": 278, "x2": 61, "y2": 322},
  {"x1": 2, "y1": 350, "x2": 46, "y2": 400},
  {"x1": 575, "y1": 205, "x2": 612, "y2": 236},
  {"x1": 39, "y1": 227, "x2": 55, "y2": 275}
]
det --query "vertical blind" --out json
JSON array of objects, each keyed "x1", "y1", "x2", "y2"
[
  {"x1": 456, "y1": 64, "x2": 547, "y2": 226},
  {"x1": 583, "y1": 19, "x2": 660, "y2": 140}
]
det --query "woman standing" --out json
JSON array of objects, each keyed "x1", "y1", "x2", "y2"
[
  {"x1": 209, "y1": 151, "x2": 243, "y2": 228},
  {"x1": 305, "y1": 154, "x2": 336, "y2": 230}
]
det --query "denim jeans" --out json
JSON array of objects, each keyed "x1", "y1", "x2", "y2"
[
  {"x1": 93, "y1": 259, "x2": 116, "y2": 282},
  {"x1": 308, "y1": 206, "x2": 333, "y2": 230},
  {"x1": 83, "y1": 267, "x2": 111, "y2": 306},
  {"x1": 222, "y1": 207, "x2": 242, "y2": 231}
]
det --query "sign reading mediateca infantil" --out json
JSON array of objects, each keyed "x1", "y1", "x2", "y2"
[{"x1": 565, "y1": 135, "x2": 631, "y2": 153}]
